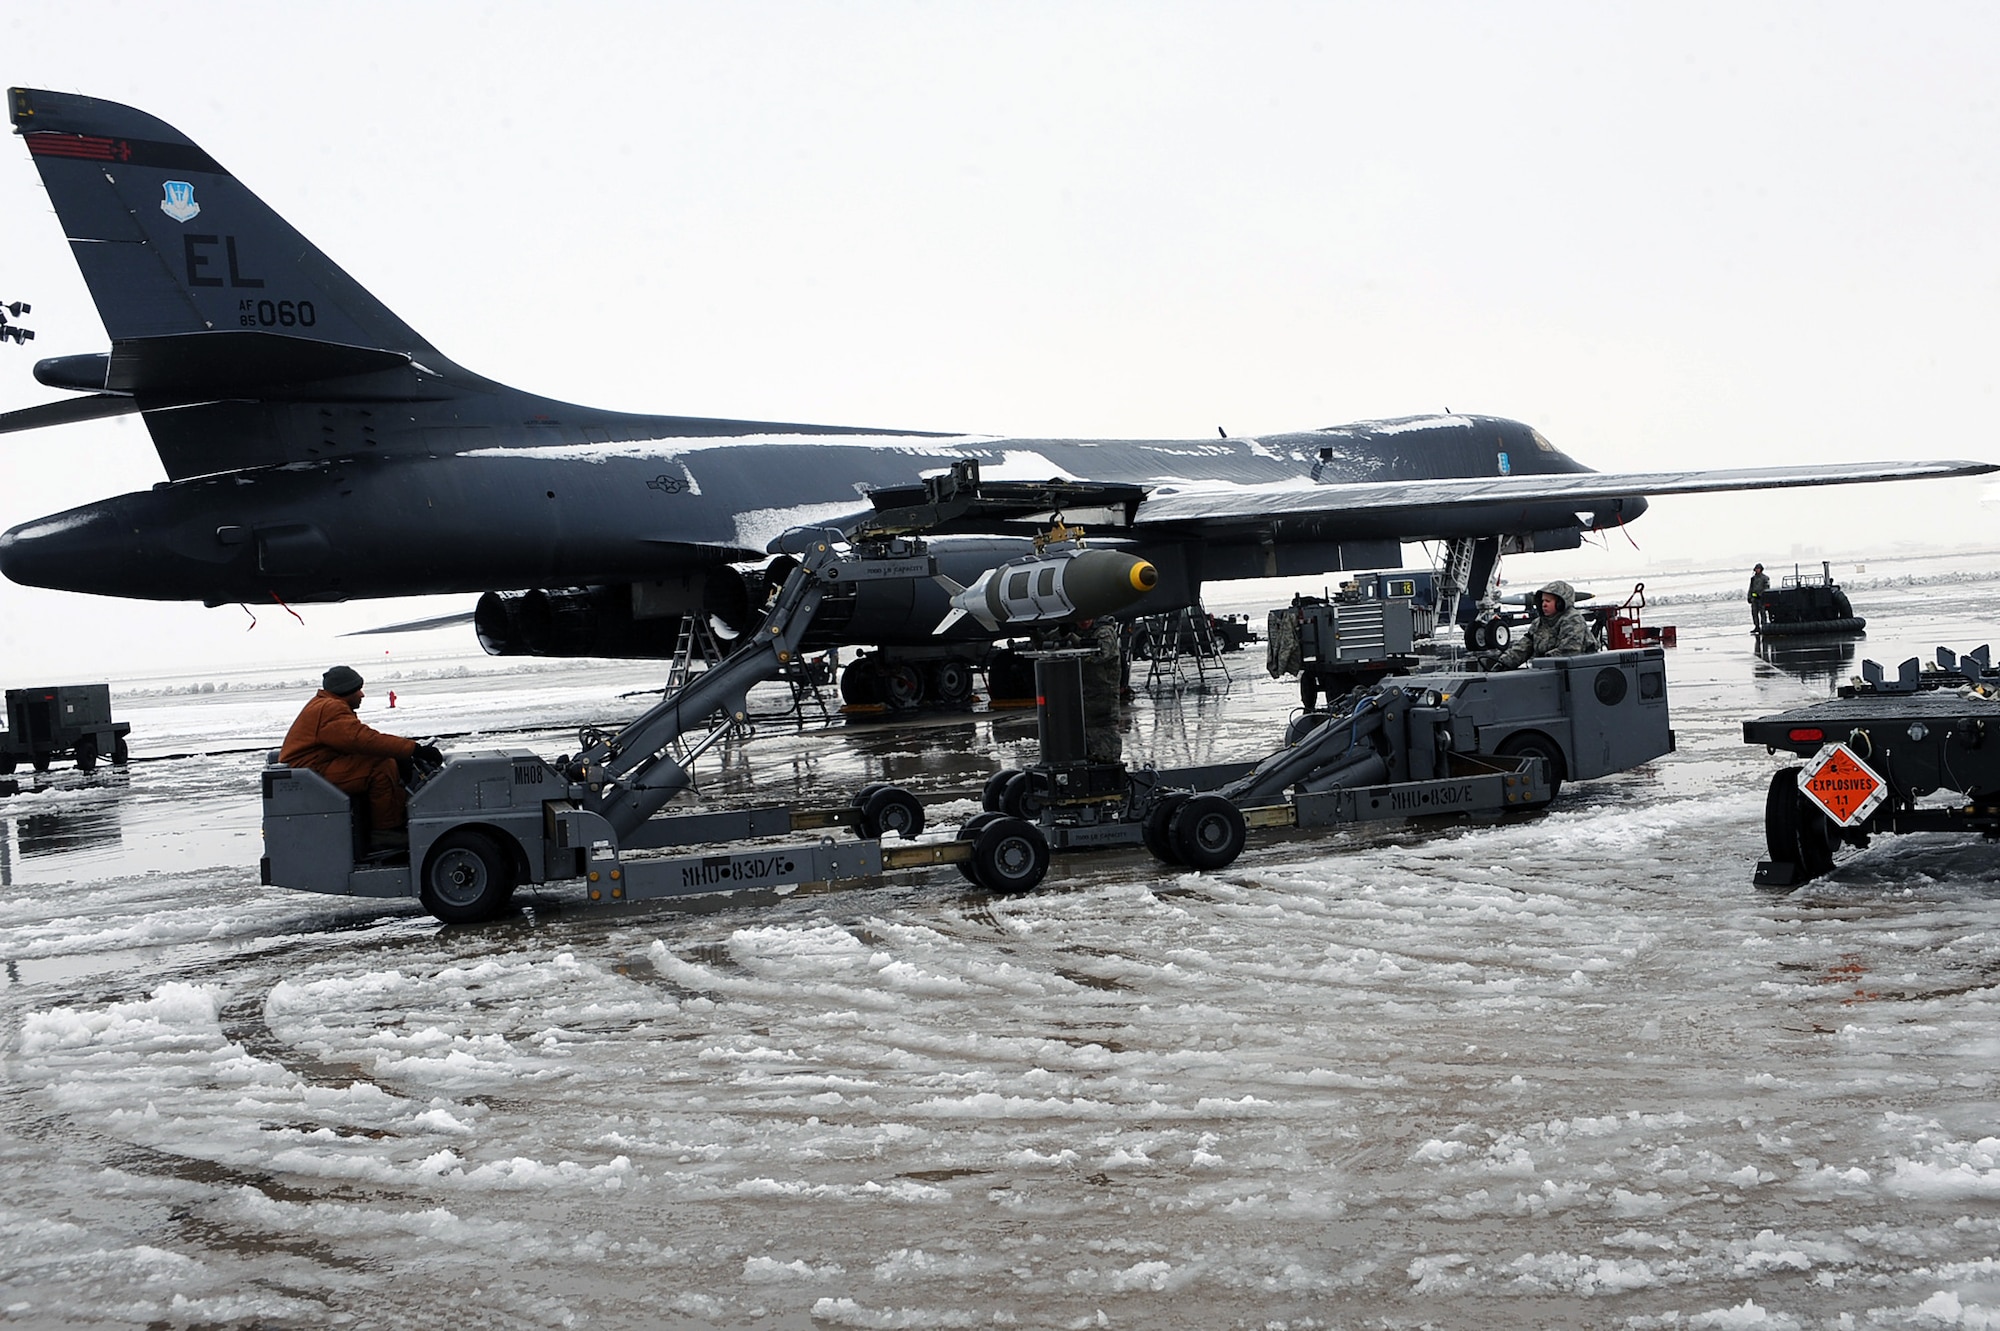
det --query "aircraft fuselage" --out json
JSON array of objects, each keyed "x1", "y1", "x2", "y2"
[{"x1": 0, "y1": 417, "x2": 1618, "y2": 608}]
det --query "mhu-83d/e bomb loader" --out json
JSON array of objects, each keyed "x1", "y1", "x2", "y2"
[
  {"x1": 262, "y1": 511, "x2": 1158, "y2": 922},
  {"x1": 980, "y1": 646, "x2": 1678, "y2": 871}
]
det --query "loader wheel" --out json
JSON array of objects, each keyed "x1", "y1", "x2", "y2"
[
  {"x1": 859, "y1": 785, "x2": 925, "y2": 840},
  {"x1": 74, "y1": 735, "x2": 98, "y2": 773},
  {"x1": 1496, "y1": 732, "x2": 1565, "y2": 807},
  {"x1": 1764, "y1": 766, "x2": 1836, "y2": 883},
  {"x1": 981, "y1": 769, "x2": 1017, "y2": 813},
  {"x1": 998, "y1": 770, "x2": 1044, "y2": 820},
  {"x1": 1142, "y1": 793, "x2": 1191, "y2": 866},
  {"x1": 1169, "y1": 793, "x2": 1247, "y2": 871},
  {"x1": 955, "y1": 812, "x2": 1008, "y2": 885},
  {"x1": 970, "y1": 816, "x2": 1050, "y2": 894},
  {"x1": 420, "y1": 829, "x2": 518, "y2": 924}
]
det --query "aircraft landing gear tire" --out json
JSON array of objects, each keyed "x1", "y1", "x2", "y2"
[
  {"x1": 969, "y1": 816, "x2": 1050, "y2": 894},
  {"x1": 859, "y1": 785, "x2": 925, "y2": 840},
  {"x1": 930, "y1": 658, "x2": 975, "y2": 706},
  {"x1": 1169, "y1": 793, "x2": 1247, "y2": 871},
  {"x1": 840, "y1": 659, "x2": 883, "y2": 706},
  {"x1": 1143, "y1": 793, "x2": 1191, "y2": 866},
  {"x1": 1764, "y1": 766, "x2": 1836, "y2": 883},
  {"x1": 882, "y1": 661, "x2": 925, "y2": 710},
  {"x1": 1496, "y1": 731, "x2": 1566, "y2": 807},
  {"x1": 986, "y1": 650, "x2": 1034, "y2": 704},
  {"x1": 420, "y1": 829, "x2": 518, "y2": 924}
]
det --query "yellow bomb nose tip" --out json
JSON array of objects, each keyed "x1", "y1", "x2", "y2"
[{"x1": 1130, "y1": 561, "x2": 1159, "y2": 592}]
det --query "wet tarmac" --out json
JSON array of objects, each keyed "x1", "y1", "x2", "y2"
[{"x1": 4, "y1": 556, "x2": 2000, "y2": 1329}]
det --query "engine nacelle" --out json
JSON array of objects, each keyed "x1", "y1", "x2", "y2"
[{"x1": 475, "y1": 587, "x2": 686, "y2": 658}]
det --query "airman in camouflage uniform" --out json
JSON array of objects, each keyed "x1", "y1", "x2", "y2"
[
  {"x1": 1747, "y1": 563, "x2": 1771, "y2": 630},
  {"x1": 1494, "y1": 580, "x2": 1596, "y2": 669},
  {"x1": 1080, "y1": 616, "x2": 1127, "y2": 762}
]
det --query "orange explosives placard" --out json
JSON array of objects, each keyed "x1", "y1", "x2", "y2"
[{"x1": 1799, "y1": 743, "x2": 1888, "y2": 826}]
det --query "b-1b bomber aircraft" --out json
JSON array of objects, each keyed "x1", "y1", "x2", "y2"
[{"x1": 1, "y1": 86, "x2": 1990, "y2": 703}]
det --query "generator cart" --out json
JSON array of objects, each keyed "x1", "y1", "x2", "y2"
[{"x1": 0, "y1": 684, "x2": 131, "y2": 774}]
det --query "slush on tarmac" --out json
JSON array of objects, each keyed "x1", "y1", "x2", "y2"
[{"x1": 2, "y1": 557, "x2": 2000, "y2": 1328}]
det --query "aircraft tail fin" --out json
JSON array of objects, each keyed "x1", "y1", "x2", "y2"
[
  {"x1": 7, "y1": 87, "x2": 468, "y2": 478},
  {"x1": 9, "y1": 88, "x2": 943, "y2": 480},
  {"x1": 11, "y1": 87, "x2": 433, "y2": 355}
]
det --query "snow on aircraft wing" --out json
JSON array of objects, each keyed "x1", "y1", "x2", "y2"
[{"x1": 1130, "y1": 458, "x2": 1999, "y2": 528}]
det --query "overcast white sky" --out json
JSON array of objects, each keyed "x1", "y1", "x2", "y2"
[{"x1": 3, "y1": 1, "x2": 1999, "y2": 682}]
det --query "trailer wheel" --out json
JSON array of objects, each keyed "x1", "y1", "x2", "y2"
[
  {"x1": 981, "y1": 769, "x2": 1017, "y2": 813},
  {"x1": 998, "y1": 770, "x2": 1044, "y2": 820},
  {"x1": 74, "y1": 734, "x2": 98, "y2": 773},
  {"x1": 1143, "y1": 793, "x2": 1191, "y2": 865},
  {"x1": 955, "y1": 812, "x2": 1008, "y2": 885},
  {"x1": 111, "y1": 736, "x2": 129, "y2": 767},
  {"x1": 420, "y1": 829, "x2": 518, "y2": 924},
  {"x1": 31, "y1": 752, "x2": 51, "y2": 773},
  {"x1": 971, "y1": 816, "x2": 1050, "y2": 894},
  {"x1": 1496, "y1": 732, "x2": 1566, "y2": 807},
  {"x1": 860, "y1": 785, "x2": 925, "y2": 840},
  {"x1": 1169, "y1": 793, "x2": 1247, "y2": 871},
  {"x1": 1764, "y1": 766, "x2": 1836, "y2": 883},
  {"x1": 0, "y1": 755, "x2": 13, "y2": 776}
]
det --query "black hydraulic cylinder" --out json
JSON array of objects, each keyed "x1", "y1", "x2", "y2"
[{"x1": 1034, "y1": 654, "x2": 1089, "y2": 766}]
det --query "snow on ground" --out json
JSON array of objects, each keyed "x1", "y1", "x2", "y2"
[{"x1": 4, "y1": 559, "x2": 2000, "y2": 1328}]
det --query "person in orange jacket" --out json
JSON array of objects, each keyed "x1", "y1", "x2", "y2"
[{"x1": 280, "y1": 666, "x2": 439, "y2": 846}]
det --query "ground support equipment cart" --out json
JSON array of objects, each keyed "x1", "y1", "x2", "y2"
[{"x1": 1744, "y1": 646, "x2": 2000, "y2": 886}]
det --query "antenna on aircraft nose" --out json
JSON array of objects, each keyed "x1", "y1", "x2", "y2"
[{"x1": 0, "y1": 300, "x2": 31, "y2": 345}]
